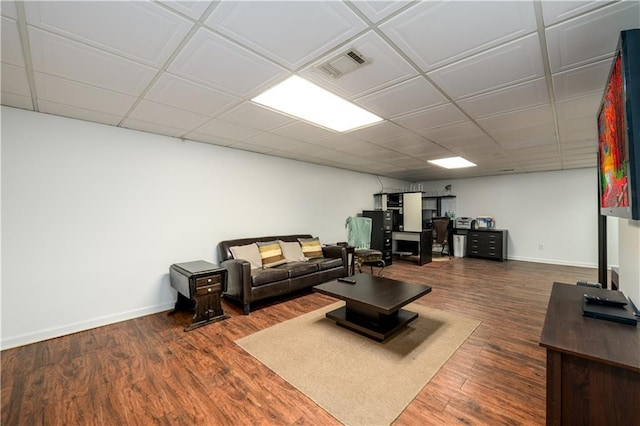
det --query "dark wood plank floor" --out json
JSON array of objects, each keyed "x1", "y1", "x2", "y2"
[{"x1": 1, "y1": 257, "x2": 597, "y2": 425}]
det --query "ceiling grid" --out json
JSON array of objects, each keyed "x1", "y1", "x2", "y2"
[{"x1": 1, "y1": 0, "x2": 638, "y2": 180}]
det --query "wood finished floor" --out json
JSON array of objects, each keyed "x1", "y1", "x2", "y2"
[{"x1": 1, "y1": 257, "x2": 598, "y2": 425}]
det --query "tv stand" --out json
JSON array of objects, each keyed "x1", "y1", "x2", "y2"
[{"x1": 539, "y1": 283, "x2": 640, "y2": 424}]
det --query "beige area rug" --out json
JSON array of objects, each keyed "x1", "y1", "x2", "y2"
[{"x1": 236, "y1": 302, "x2": 480, "y2": 426}]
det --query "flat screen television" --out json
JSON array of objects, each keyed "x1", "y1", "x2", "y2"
[{"x1": 597, "y1": 29, "x2": 640, "y2": 220}]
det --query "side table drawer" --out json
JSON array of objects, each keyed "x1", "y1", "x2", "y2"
[
  {"x1": 195, "y1": 275, "x2": 222, "y2": 287},
  {"x1": 196, "y1": 283, "x2": 222, "y2": 296}
]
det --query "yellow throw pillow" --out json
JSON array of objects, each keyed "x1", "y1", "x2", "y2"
[
  {"x1": 256, "y1": 240, "x2": 287, "y2": 268},
  {"x1": 297, "y1": 237, "x2": 323, "y2": 259}
]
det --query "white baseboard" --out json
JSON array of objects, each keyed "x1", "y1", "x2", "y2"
[
  {"x1": 506, "y1": 255, "x2": 598, "y2": 269},
  {"x1": 1, "y1": 302, "x2": 175, "y2": 350}
]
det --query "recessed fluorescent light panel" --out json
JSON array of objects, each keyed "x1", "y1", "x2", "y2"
[
  {"x1": 428, "y1": 156, "x2": 477, "y2": 169},
  {"x1": 252, "y1": 76, "x2": 382, "y2": 132}
]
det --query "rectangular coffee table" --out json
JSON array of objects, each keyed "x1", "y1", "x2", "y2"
[{"x1": 313, "y1": 273, "x2": 432, "y2": 341}]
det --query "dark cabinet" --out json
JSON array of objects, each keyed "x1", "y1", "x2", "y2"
[
  {"x1": 466, "y1": 229, "x2": 508, "y2": 261},
  {"x1": 363, "y1": 210, "x2": 393, "y2": 266}
]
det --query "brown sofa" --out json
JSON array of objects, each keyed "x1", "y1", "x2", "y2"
[{"x1": 217, "y1": 234, "x2": 348, "y2": 314}]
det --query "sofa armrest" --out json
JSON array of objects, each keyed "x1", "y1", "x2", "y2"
[
  {"x1": 220, "y1": 259, "x2": 252, "y2": 301},
  {"x1": 322, "y1": 245, "x2": 348, "y2": 275}
]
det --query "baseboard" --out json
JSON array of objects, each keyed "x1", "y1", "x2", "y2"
[
  {"x1": 1, "y1": 301, "x2": 175, "y2": 350},
  {"x1": 506, "y1": 255, "x2": 598, "y2": 269}
]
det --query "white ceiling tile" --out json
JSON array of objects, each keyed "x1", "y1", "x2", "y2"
[
  {"x1": 276, "y1": 141, "x2": 326, "y2": 156},
  {"x1": 558, "y1": 115, "x2": 598, "y2": 144},
  {"x1": 392, "y1": 141, "x2": 449, "y2": 157},
  {"x1": 1, "y1": 1, "x2": 17, "y2": 19},
  {"x1": 39, "y1": 100, "x2": 122, "y2": 126},
  {"x1": 28, "y1": 27, "x2": 157, "y2": 95},
  {"x1": 227, "y1": 141, "x2": 272, "y2": 155},
  {"x1": 350, "y1": 1, "x2": 413, "y2": 23},
  {"x1": 355, "y1": 76, "x2": 448, "y2": 118},
  {"x1": 168, "y1": 28, "x2": 288, "y2": 97},
  {"x1": 477, "y1": 104, "x2": 554, "y2": 132},
  {"x1": 552, "y1": 57, "x2": 612, "y2": 101},
  {"x1": 434, "y1": 134, "x2": 496, "y2": 150},
  {"x1": 24, "y1": 1, "x2": 193, "y2": 67},
  {"x1": 310, "y1": 133, "x2": 365, "y2": 150},
  {"x1": 219, "y1": 102, "x2": 296, "y2": 131},
  {"x1": 34, "y1": 72, "x2": 137, "y2": 116},
  {"x1": 338, "y1": 139, "x2": 388, "y2": 154},
  {"x1": 346, "y1": 121, "x2": 407, "y2": 142},
  {"x1": 561, "y1": 139, "x2": 597, "y2": 152},
  {"x1": 270, "y1": 121, "x2": 335, "y2": 142},
  {"x1": 545, "y1": 1, "x2": 640, "y2": 73},
  {"x1": 492, "y1": 124, "x2": 558, "y2": 150},
  {"x1": 205, "y1": 1, "x2": 367, "y2": 70},
  {"x1": 1, "y1": 92, "x2": 33, "y2": 110},
  {"x1": 299, "y1": 31, "x2": 418, "y2": 99},
  {"x1": 1, "y1": 63, "x2": 30, "y2": 97},
  {"x1": 121, "y1": 117, "x2": 188, "y2": 137},
  {"x1": 541, "y1": 0, "x2": 615, "y2": 26},
  {"x1": 555, "y1": 92, "x2": 602, "y2": 121},
  {"x1": 381, "y1": 1, "x2": 536, "y2": 71},
  {"x1": 419, "y1": 121, "x2": 486, "y2": 142},
  {"x1": 193, "y1": 118, "x2": 261, "y2": 141},
  {"x1": 144, "y1": 73, "x2": 241, "y2": 117},
  {"x1": 128, "y1": 99, "x2": 211, "y2": 131},
  {"x1": 393, "y1": 103, "x2": 467, "y2": 132},
  {"x1": 370, "y1": 133, "x2": 431, "y2": 150},
  {"x1": 427, "y1": 34, "x2": 544, "y2": 100},
  {"x1": 184, "y1": 132, "x2": 236, "y2": 147},
  {"x1": 457, "y1": 78, "x2": 549, "y2": 119},
  {"x1": 1, "y1": 17, "x2": 25, "y2": 67},
  {"x1": 243, "y1": 132, "x2": 300, "y2": 151},
  {"x1": 158, "y1": 0, "x2": 212, "y2": 20}
]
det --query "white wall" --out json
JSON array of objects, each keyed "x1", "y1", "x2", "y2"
[
  {"x1": 418, "y1": 169, "x2": 600, "y2": 267},
  {"x1": 1, "y1": 107, "x2": 406, "y2": 349},
  {"x1": 617, "y1": 219, "x2": 640, "y2": 309}
]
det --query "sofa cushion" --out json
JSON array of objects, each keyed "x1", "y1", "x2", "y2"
[
  {"x1": 229, "y1": 243, "x2": 262, "y2": 269},
  {"x1": 277, "y1": 261, "x2": 319, "y2": 278},
  {"x1": 298, "y1": 237, "x2": 323, "y2": 259},
  {"x1": 256, "y1": 240, "x2": 287, "y2": 268},
  {"x1": 308, "y1": 257, "x2": 344, "y2": 271},
  {"x1": 251, "y1": 268, "x2": 289, "y2": 287},
  {"x1": 278, "y1": 240, "x2": 306, "y2": 262}
]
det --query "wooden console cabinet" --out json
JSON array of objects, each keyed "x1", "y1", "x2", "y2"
[
  {"x1": 466, "y1": 229, "x2": 507, "y2": 261},
  {"x1": 169, "y1": 260, "x2": 229, "y2": 331},
  {"x1": 540, "y1": 283, "x2": 640, "y2": 424}
]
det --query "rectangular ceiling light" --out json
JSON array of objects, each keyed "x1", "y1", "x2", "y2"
[
  {"x1": 252, "y1": 76, "x2": 382, "y2": 132},
  {"x1": 428, "y1": 156, "x2": 477, "y2": 169}
]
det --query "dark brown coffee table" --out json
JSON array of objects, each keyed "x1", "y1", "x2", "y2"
[{"x1": 313, "y1": 273, "x2": 432, "y2": 341}]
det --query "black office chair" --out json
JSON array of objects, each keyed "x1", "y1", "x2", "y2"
[{"x1": 432, "y1": 217, "x2": 451, "y2": 258}]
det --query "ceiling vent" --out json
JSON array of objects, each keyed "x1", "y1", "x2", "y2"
[{"x1": 316, "y1": 48, "x2": 371, "y2": 78}]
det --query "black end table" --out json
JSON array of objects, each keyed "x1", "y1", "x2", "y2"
[{"x1": 169, "y1": 260, "x2": 229, "y2": 331}]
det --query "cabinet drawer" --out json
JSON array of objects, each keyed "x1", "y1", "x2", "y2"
[
  {"x1": 196, "y1": 283, "x2": 222, "y2": 296},
  {"x1": 195, "y1": 275, "x2": 222, "y2": 288}
]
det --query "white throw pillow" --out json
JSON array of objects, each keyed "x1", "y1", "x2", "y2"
[
  {"x1": 229, "y1": 243, "x2": 262, "y2": 269},
  {"x1": 278, "y1": 240, "x2": 306, "y2": 262}
]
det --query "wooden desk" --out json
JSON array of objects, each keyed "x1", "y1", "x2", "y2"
[
  {"x1": 392, "y1": 230, "x2": 432, "y2": 265},
  {"x1": 539, "y1": 282, "x2": 640, "y2": 424}
]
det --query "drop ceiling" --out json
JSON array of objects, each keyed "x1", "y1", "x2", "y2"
[{"x1": 2, "y1": 0, "x2": 639, "y2": 181}]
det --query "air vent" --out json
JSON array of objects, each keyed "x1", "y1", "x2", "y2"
[{"x1": 315, "y1": 48, "x2": 371, "y2": 78}]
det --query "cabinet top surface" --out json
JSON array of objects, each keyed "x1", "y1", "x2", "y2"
[
  {"x1": 539, "y1": 282, "x2": 640, "y2": 371},
  {"x1": 171, "y1": 260, "x2": 221, "y2": 275}
]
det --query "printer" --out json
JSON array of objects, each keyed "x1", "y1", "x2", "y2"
[{"x1": 455, "y1": 217, "x2": 475, "y2": 229}]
